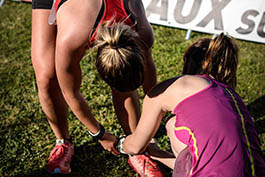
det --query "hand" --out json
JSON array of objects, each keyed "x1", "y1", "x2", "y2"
[{"x1": 98, "y1": 132, "x2": 120, "y2": 155}]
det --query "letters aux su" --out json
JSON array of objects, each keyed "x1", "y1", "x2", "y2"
[{"x1": 145, "y1": 0, "x2": 265, "y2": 38}]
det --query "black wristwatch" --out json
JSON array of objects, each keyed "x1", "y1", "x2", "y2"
[{"x1": 88, "y1": 124, "x2": 105, "y2": 140}]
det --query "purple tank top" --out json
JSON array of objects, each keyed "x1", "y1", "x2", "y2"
[{"x1": 172, "y1": 75, "x2": 265, "y2": 177}]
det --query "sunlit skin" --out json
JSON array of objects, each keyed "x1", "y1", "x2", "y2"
[
  {"x1": 31, "y1": 0, "x2": 156, "y2": 154},
  {"x1": 123, "y1": 75, "x2": 210, "y2": 168}
]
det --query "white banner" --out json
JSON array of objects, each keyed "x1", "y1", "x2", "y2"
[{"x1": 143, "y1": 0, "x2": 265, "y2": 44}]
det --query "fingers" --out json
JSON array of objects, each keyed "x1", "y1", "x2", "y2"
[
  {"x1": 99, "y1": 133, "x2": 121, "y2": 155},
  {"x1": 111, "y1": 147, "x2": 120, "y2": 155},
  {"x1": 105, "y1": 146, "x2": 120, "y2": 155}
]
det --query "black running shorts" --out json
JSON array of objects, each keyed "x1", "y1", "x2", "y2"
[{"x1": 32, "y1": 0, "x2": 53, "y2": 9}]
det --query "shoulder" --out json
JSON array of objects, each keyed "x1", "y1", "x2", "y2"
[
  {"x1": 148, "y1": 77, "x2": 180, "y2": 98},
  {"x1": 147, "y1": 75, "x2": 211, "y2": 111},
  {"x1": 144, "y1": 77, "x2": 180, "y2": 112},
  {"x1": 173, "y1": 75, "x2": 210, "y2": 92},
  {"x1": 148, "y1": 75, "x2": 210, "y2": 97}
]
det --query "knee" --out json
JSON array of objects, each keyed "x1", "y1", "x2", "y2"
[
  {"x1": 35, "y1": 71, "x2": 59, "y2": 94},
  {"x1": 56, "y1": 32, "x2": 88, "y2": 55}
]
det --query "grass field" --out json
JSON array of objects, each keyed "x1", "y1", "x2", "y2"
[{"x1": 0, "y1": 1, "x2": 264, "y2": 177}]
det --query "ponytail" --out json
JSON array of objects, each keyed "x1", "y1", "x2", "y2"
[
  {"x1": 94, "y1": 20, "x2": 144, "y2": 92},
  {"x1": 202, "y1": 33, "x2": 239, "y2": 88}
]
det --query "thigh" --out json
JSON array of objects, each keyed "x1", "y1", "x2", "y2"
[
  {"x1": 165, "y1": 117, "x2": 187, "y2": 156},
  {"x1": 54, "y1": 0, "x2": 102, "y2": 92},
  {"x1": 31, "y1": 9, "x2": 57, "y2": 80},
  {"x1": 56, "y1": 0, "x2": 102, "y2": 49}
]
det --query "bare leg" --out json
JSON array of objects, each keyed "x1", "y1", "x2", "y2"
[
  {"x1": 112, "y1": 47, "x2": 157, "y2": 135},
  {"x1": 112, "y1": 90, "x2": 140, "y2": 135},
  {"x1": 147, "y1": 139, "x2": 176, "y2": 169},
  {"x1": 48, "y1": 0, "x2": 119, "y2": 153},
  {"x1": 166, "y1": 117, "x2": 187, "y2": 156},
  {"x1": 142, "y1": 48, "x2": 157, "y2": 94},
  {"x1": 31, "y1": 9, "x2": 69, "y2": 139},
  {"x1": 148, "y1": 117, "x2": 187, "y2": 169},
  {"x1": 55, "y1": 0, "x2": 102, "y2": 133}
]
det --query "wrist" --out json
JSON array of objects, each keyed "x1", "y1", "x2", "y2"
[{"x1": 88, "y1": 124, "x2": 105, "y2": 140}]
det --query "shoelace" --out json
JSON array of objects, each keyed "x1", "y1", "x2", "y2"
[
  {"x1": 135, "y1": 155, "x2": 158, "y2": 176},
  {"x1": 143, "y1": 156, "x2": 158, "y2": 172},
  {"x1": 49, "y1": 144, "x2": 69, "y2": 161}
]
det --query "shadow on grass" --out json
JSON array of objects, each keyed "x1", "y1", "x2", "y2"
[
  {"x1": 11, "y1": 142, "x2": 156, "y2": 177},
  {"x1": 247, "y1": 94, "x2": 265, "y2": 134}
]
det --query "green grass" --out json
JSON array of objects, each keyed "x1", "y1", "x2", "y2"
[{"x1": 0, "y1": 1, "x2": 264, "y2": 177}]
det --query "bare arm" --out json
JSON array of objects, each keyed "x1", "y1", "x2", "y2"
[
  {"x1": 122, "y1": 94, "x2": 166, "y2": 154},
  {"x1": 128, "y1": 0, "x2": 154, "y2": 49},
  {"x1": 127, "y1": 0, "x2": 156, "y2": 93},
  {"x1": 122, "y1": 77, "x2": 181, "y2": 154}
]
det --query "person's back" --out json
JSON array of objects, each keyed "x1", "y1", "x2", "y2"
[
  {"x1": 121, "y1": 33, "x2": 265, "y2": 177},
  {"x1": 172, "y1": 75, "x2": 265, "y2": 176},
  {"x1": 223, "y1": 79, "x2": 265, "y2": 177},
  {"x1": 179, "y1": 33, "x2": 265, "y2": 176}
]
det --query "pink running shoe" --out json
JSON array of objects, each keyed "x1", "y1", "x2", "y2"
[
  {"x1": 128, "y1": 154, "x2": 164, "y2": 177},
  {"x1": 47, "y1": 139, "x2": 74, "y2": 174}
]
